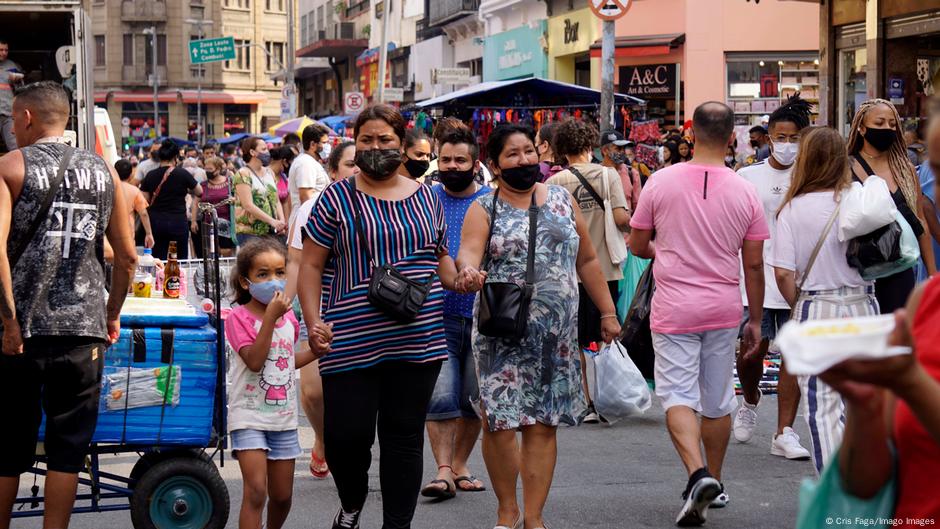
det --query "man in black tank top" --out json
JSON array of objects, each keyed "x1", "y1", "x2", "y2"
[{"x1": 0, "y1": 82, "x2": 136, "y2": 528}]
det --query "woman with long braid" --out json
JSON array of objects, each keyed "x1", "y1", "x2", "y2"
[{"x1": 847, "y1": 99, "x2": 937, "y2": 313}]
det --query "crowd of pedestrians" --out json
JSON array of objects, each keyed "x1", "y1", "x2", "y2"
[{"x1": 1, "y1": 76, "x2": 940, "y2": 529}]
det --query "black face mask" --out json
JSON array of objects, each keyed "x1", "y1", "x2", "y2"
[
  {"x1": 750, "y1": 140, "x2": 760, "y2": 149},
  {"x1": 355, "y1": 149, "x2": 402, "y2": 180},
  {"x1": 500, "y1": 164, "x2": 541, "y2": 191},
  {"x1": 404, "y1": 157, "x2": 430, "y2": 178},
  {"x1": 438, "y1": 168, "x2": 476, "y2": 192},
  {"x1": 863, "y1": 127, "x2": 896, "y2": 152}
]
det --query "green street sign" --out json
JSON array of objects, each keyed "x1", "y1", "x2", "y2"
[{"x1": 189, "y1": 37, "x2": 236, "y2": 65}]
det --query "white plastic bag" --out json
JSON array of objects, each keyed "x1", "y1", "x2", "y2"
[
  {"x1": 592, "y1": 340, "x2": 651, "y2": 423},
  {"x1": 602, "y1": 167, "x2": 628, "y2": 265},
  {"x1": 838, "y1": 176, "x2": 898, "y2": 241}
]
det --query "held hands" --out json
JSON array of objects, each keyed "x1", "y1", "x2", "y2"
[
  {"x1": 2, "y1": 319, "x2": 23, "y2": 355},
  {"x1": 271, "y1": 219, "x2": 287, "y2": 234},
  {"x1": 308, "y1": 321, "x2": 334, "y2": 359},
  {"x1": 264, "y1": 291, "x2": 292, "y2": 322},
  {"x1": 455, "y1": 267, "x2": 487, "y2": 294}
]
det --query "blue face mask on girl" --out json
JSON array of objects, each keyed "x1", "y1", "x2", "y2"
[{"x1": 247, "y1": 278, "x2": 286, "y2": 305}]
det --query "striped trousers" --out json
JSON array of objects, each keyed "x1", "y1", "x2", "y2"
[{"x1": 792, "y1": 285, "x2": 879, "y2": 475}]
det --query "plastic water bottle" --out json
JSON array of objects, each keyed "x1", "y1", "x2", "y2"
[{"x1": 139, "y1": 248, "x2": 156, "y2": 278}]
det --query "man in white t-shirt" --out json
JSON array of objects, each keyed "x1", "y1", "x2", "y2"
[
  {"x1": 288, "y1": 124, "x2": 331, "y2": 218},
  {"x1": 734, "y1": 95, "x2": 813, "y2": 461}
]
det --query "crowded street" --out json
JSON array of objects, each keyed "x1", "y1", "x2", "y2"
[{"x1": 1, "y1": 0, "x2": 940, "y2": 529}]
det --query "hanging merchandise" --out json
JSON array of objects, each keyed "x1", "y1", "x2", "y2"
[
  {"x1": 635, "y1": 144, "x2": 659, "y2": 169},
  {"x1": 629, "y1": 120, "x2": 662, "y2": 144},
  {"x1": 621, "y1": 106, "x2": 632, "y2": 135}
]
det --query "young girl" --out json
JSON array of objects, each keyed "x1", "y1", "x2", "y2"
[{"x1": 225, "y1": 237, "x2": 328, "y2": 529}]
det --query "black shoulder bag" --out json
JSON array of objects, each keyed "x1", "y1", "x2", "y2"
[
  {"x1": 568, "y1": 166, "x2": 605, "y2": 211},
  {"x1": 846, "y1": 156, "x2": 903, "y2": 271},
  {"x1": 11, "y1": 145, "x2": 75, "y2": 267},
  {"x1": 478, "y1": 188, "x2": 537, "y2": 341},
  {"x1": 348, "y1": 177, "x2": 437, "y2": 322}
]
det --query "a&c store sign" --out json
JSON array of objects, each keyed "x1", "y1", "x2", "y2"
[{"x1": 619, "y1": 63, "x2": 678, "y2": 98}]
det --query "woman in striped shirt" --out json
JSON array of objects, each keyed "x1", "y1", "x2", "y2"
[{"x1": 297, "y1": 104, "x2": 459, "y2": 529}]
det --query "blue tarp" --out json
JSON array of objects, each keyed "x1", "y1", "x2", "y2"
[
  {"x1": 213, "y1": 132, "x2": 250, "y2": 145},
  {"x1": 415, "y1": 77, "x2": 644, "y2": 108},
  {"x1": 261, "y1": 133, "x2": 283, "y2": 144},
  {"x1": 320, "y1": 115, "x2": 355, "y2": 135}
]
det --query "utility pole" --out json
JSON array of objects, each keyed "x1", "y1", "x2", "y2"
[
  {"x1": 143, "y1": 25, "x2": 159, "y2": 138},
  {"x1": 186, "y1": 18, "x2": 214, "y2": 146},
  {"x1": 599, "y1": 19, "x2": 615, "y2": 132},
  {"x1": 286, "y1": 0, "x2": 296, "y2": 117},
  {"x1": 376, "y1": 0, "x2": 391, "y2": 103}
]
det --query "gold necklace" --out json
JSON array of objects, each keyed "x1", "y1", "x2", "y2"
[{"x1": 861, "y1": 150, "x2": 884, "y2": 159}]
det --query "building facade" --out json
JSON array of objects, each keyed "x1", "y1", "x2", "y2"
[
  {"x1": 814, "y1": 0, "x2": 940, "y2": 135},
  {"x1": 92, "y1": 0, "x2": 295, "y2": 146}
]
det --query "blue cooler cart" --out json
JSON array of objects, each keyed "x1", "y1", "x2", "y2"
[{"x1": 13, "y1": 209, "x2": 232, "y2": 529}]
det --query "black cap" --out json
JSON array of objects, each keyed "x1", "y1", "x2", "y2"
[{"x1": 600, "y1": 130, "x2": 630, "y2": 147}]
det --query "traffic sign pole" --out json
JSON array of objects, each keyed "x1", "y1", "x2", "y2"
[{"x1": 589, "y1": 0, "x2": 632, "y2": 133}]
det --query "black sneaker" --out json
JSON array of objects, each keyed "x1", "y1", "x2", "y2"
[
  {"x1": 676, "y1": 468, "x2": 721, "y2": 527},
  {"x1": 332, "y1": 507, "x2": 361, "y2": 529},
  {"x1": 709, "y1": 483, "x2": 729, "y2": 509},
  {"x1": 584, "y1": 403, "x2": 600, "y2": 424}
]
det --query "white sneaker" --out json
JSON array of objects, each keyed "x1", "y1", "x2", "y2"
[
  {"x1": 710, "y1": 484, "x2": 729, "y2": 509},
  {"x1": 732, "y1": 398, "x2": 759, "y2": 443},
  {"x1": 771, "y1": 427, "x2": 812, "y2": 460}
]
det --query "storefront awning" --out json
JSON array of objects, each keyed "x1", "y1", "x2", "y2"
[
  {"x1": 177, "y1": 91, "x2": 268, "y2": 105},
  {"x1": 94, "y1": 91, "x2": 109, "y2": 103},
  {"x1": 589, "y1": 33, "x2": 685, "y2": 59},
  {"x1": 416, "y1": 77, "x2": 643, "y2": 108},
  {"x1": 296, "y1": 39, "x2": 370, "y2": 59},
  {"x1": 110, "y1": 91, "x2": 178, "y2": 103},
  {"x1": 356, "y1": 43, "x2": 398, "y2": 67}
]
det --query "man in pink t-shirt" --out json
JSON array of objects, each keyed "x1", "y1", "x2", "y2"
[{"x1": 629, "y1": 101, "x2": 769, "y2": 526}]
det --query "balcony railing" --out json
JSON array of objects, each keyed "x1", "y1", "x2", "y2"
[
  {"x1": 428, "y1": 0, "x2": 480, "y2": 27},
  {"x1": 317, "y1": 22, "x2": 356, "y2": 41},
  {"x1": 121, "y1": 0, "x2": 167, "y2": 21},
  {"x1": 345, "y1": 0, "x2": 370, "y2": 19}
]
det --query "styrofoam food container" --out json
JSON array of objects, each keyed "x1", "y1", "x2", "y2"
[{"x1": 776, "y1": 314, "x2": 912, "y2": 376}]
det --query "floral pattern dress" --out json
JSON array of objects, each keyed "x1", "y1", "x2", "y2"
[
  {"x1": 234, "y1": 167, "x2": 279, "y2": 236},
  {"x1": 472, "y1": 185, "x2": 587, "y2": 432}
]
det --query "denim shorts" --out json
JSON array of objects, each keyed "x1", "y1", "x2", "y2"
[
  {"x1": 230, "y1": 429, "x2": 303, "y2": 460},
  {"x1": 427, "y1": 315, "x2": 479, "y2": 421},
  {"x1": 761, "y1": 308, "x2": 792, "y2": 341}
]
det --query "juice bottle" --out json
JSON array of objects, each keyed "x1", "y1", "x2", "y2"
[{"x1": 164, "y1": 241, "x2": 181, "y2": 299}]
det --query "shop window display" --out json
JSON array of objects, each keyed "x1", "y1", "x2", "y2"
[
  {"x1": 726, "y1": 55, "x2": 820, "y2": 126},
  {"x1": 122, "y1": 102, "x2": 168, "y2": 141}
]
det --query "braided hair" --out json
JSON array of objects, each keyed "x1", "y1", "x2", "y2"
[
  {"x1": 846, "y1": 98, "x2": 920, "y2": 216},
  {"x1": 768, "y1": 93, "x2": 813, "y2": 131}
]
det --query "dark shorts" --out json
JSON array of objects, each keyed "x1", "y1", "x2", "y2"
[
  {"x1": 739, "y1": 307, "x2": 792, "y2": 342},
  {"x1": 578, "y1": 281, "x2": 620, "y2": 348},
  {"x1": 0, "y1": 337, "x2": 105, "y2": 476},
  {"x1": 761, "y1": 308, "x2": 791, "y2": 341}
]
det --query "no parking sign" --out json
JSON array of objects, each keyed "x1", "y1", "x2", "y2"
[{"x1": 344, "y1": 92, "x2": 365, "y2": 114}]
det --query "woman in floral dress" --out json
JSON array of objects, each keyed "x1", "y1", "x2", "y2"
[
  {"x1": 233, "y1": 136, "x2": 287, "y2": 246},
  {"x1": 457, "y1": 124, "x2": 621, "y2": 529}
]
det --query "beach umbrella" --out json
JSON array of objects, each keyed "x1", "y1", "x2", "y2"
[{"x1": 268, "y1": 116, "x2": 336, "y2": 137}]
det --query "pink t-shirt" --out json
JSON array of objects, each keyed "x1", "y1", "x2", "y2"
[
  {"x1": 630, "y1": 163, "x2": 770, "y2": 334},
  {"x1": 225, "y1": 305, "x2": 300, "y2": 432}
]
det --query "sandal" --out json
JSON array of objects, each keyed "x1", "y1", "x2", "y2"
[
  {"x1": 494, "y1": 514, "x2": 523, "y2": 529},
  {"x1": 455, "y1": 475, "x2": 487, "y2": 492},
  {"x1": 420, "y1": 479, "x2": 456, "y2": 500},
  {"x1": 309, "y1": 451, "x2": 329, "y2": 479}
]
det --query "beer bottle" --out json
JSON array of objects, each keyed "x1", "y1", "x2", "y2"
[{"x1": 164, "y1": 241, "x2": 181, "y2": 299}]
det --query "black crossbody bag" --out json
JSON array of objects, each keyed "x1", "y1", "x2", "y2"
[
  {"x1": 478, "y1": 188, "x2": 537, "y2": 341},
  {"x1": 349, "y1": 177, "x2": 438, "y2": 322}
]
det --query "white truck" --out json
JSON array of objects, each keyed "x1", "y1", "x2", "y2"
[{"x1": 0, "y1": 0, "x2": 105, "y2": 157}]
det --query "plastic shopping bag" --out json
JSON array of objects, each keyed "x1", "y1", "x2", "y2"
[
  {"x1": 796, "y1": 447, "x2": 896, "y2": 529},
  {"x1": 620, "y1": 262, "x2": 655, "y2": 379},
  {"x1": 849, "y1": 211, "x2": 921, "y2": 281},
  {"x1": 838, "y1": 176, "x2": 898, "y2": 241},
  {"x1": 593, "y1": 340, "x2": 652, "y2": 423}
]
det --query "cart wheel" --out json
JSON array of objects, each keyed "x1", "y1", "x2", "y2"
[
  {"x1": 130, "y1": 457, "x2": 229, "y2": 529},
  {"x1": 131, "y1": 450, "x2": 211, "y2": 485}
]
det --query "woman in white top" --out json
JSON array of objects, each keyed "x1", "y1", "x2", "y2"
[{"x1": 769, "y1": 126, "x2": 879, "y2": 476}]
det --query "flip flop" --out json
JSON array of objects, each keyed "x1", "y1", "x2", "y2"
[
  {"x1": 309, "y1": 452, "x2": 330, "y2": 479},
  {"x1": 455, "y1": 475, "x2": 487, "y2": 492},
  {"x1": 420, "y1": 479, "x2": 456, "y2": 500}
]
